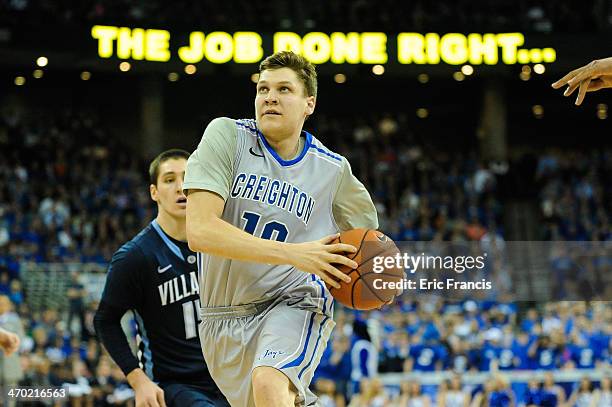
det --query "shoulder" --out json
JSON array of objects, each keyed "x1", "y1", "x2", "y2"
[
  {"x1": 207, "y1": 116, "x2": 237, "y2": 132},
  {"x1": 201, "y1": 117, "x2": 238, "y2": 140},
  {"x1": 194, "y1": 117, "x2": 243, "y2": 153},
  {"x1": 306, "y1": 134, "x2": 345, "y2": 168},
  {"x1": 109, "y1": 226, "x2": 154, "y2": 270}
]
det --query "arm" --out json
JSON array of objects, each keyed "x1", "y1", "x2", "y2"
[
  {"x1": 552, "y1": 57, "x2": 612, "y2": 105},
  {"x1": 437, "y1": 391, "x2": 446, "y2": 407},
  {"x1": 94, "y1": 302, "x2": 166, "y2": 407},
  {"x1": 186, "y1": 190, "x2": 356, "y2": 288},
  {"x1": 96, "y1": 247, "x2": 166, "y2": 407},
  {"x1": 332, "y1": 157, "x2": 378, "y2": 231}
]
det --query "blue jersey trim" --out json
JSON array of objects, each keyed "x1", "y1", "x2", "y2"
[
  {"x1": 236, "y1": 121, "x2": 314, "y2": 167},
  {"x1": 281, "y1": 312, "x2": 316, "y2": 369},
  {"x1": 134, "y1": 310, "x2": 154, "y2": 379},
  {"x1": 298, "y1": 315, "x2": 330, "y2": 379},
  {"x1": 151, "y1": 220, "x2": 185, "y2": 261},
  {"x1": 308, "y1": 144, "x2": 341, "y2": 161},
  {"x1": 296, "y1": 277, "x2": 330, "y2": 378}
]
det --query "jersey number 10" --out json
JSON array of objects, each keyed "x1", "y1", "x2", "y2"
[{"x1": 242, "y1": 211, "x2": 289, "y2": 242}]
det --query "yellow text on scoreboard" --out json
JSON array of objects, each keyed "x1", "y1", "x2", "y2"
[{"x1": 91, "y1": 26, "x2": 556, "y2": 65}]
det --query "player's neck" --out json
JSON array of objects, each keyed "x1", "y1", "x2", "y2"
[
  {"x1": 266, "y1": 133, "x2": 302, "y2": 160},
  {"x1": 155, "y1": 212, "x2": 187, "y2": 242}
]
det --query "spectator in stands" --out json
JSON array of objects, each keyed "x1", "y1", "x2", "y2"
[
  {"x1": 528, "y1": 334, "x2": 561, "y2": 370},
  {"x1": 567, "y1": 377, "x2": 596, "y2": 407},
  {"x1": 66, "y1": 271, "x2": 87, "y2": 340},
  {"x1": 592, "y1": 377, "x2": 611, "y2": 407},
  {"x1": 315, "y1": 378, "x2": 346, "y2": 407},
  {"x1": 395, "y1": 381, "x2": 431, "y2": 407},
  {"x1": 473, "y1": 375, "x2": 514, "y2": 407},
  {"x1": 0, "y1": 326, "x2": 20, "y2": 356},
  {"x1": 437, "y1": 375, "x2": 470, "y2": 407},
  {"x1": 541, "y1": 372, "x2": 565, "y2": 406},
  {"x1": 524, "y1": 378, "x2": 543, "y2": 407},
  {"x1": 348, "y1": 377, "x2": 389, "y2": 407},
  {"x1": 317, "y1": 334, "x2": 352, "y2": 400},
  {"x1": 0, "y1": 295, "x2": 24, "y2": 407}
]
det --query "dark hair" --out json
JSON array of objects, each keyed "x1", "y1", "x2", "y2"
[
  {"x1": 149, "y1": 149, "x2": 190, "y2": 185},
  {"x1": 259, "y1": 51, "x2": 317, "y2": 98}
]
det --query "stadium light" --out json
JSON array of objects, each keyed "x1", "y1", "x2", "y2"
[
  {"x1": 533, "y1": 64, "x2": 545, "y2": 74},
  {"x1": 521, "y1": 65, "x2": 531, "y2": 74},
  {"x1": 520, "y1": 72, "x2": 530, "y2": 81},
  {"x1": 184, "y1": 65, "x2": 197, "y2": 75},
  {"x1": 14, "y1": 76, "x2": 25, "y2": 86},
  {"x1": 36, "y1": 56, "x2": 48, "y2": 67},
  {"x1": 80, "y1": 71, "x2": 91, "y2": 80},
  {"x1": 33, "y1": 69, "x2": 43, "y2": 79},
  {"x1": 532, "y1": 105, "x2": 544, "y2": 118},
  {"x1": 416, "y1": 108, "x2": 429, "y2": 118},
  {"x1": 372, "y1": 65, "x2": 385, "y2": 75},
  {"x1": 417, "y1": 73, "x2": 429, "y2": 84},
  {"x1": 168, "y1": 72, "x2": 179, "y2": 82},
  {"x1": 461, "y1": 65, "x2": 474, "y2": 75},
  {"x1": 453, "y1": 72, "x2": 465, "y2": 81},
  {"x1": 119, "y1": 62, "x2": 131, "y2": 72},
  {"x1": 334, "y1": 73, "x2": 346, "y2": 84},
  {"x1": 251, "y1": 73, "x2": 260, "y2": 83},
  {"x1": 597, "y1": 103, "x2": 608, "y2": 120}
]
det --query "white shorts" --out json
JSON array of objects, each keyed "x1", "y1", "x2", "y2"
[{"x1": 199, "y1": 276, "x2": 335, "y2": 407}]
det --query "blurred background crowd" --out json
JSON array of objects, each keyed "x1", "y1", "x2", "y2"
[{"x1": 1, "y1": 0, "x2": 611, "y2": 405}]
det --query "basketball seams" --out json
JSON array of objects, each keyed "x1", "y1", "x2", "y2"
[
  {"x1": 338, "y1": 228, "x2": 370, "y2": 260},
  {"x1": 332, "y1": 229, "x2": 402, "y2": 310}
]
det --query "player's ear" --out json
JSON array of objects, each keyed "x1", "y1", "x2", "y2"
[
  {"x1": 305, "y1": 96, "x2": 316, "y2": 116},
  {"x1": 150, "y1": 184, "x2": 158, "y2": 202}
]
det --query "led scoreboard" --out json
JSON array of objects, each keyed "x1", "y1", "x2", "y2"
[{"x1": 91, "y1": 26, "x2": 556, "y2": 66}]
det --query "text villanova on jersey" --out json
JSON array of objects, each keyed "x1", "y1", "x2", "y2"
[{"x1": 230, "y1": 173, "x2": 316, "y2": 226}]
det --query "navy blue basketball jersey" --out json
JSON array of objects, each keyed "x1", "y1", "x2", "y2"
[{"x1": 101, "y1": 220, "x2": 212, "y2": 386}]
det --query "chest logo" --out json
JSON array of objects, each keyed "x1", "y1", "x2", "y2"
[
  {"x1": 187, "y1": 255, "x2": 196, "y2": 264},
  {"x1": 249, "y1": 147, "x2": 264, "y2": 158},
  {"x1": 157, "y1": 264, "x2": 172, "y2": 274}
]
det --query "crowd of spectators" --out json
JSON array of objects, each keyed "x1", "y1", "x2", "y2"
[
  {"x1": 0, "y1": 105, "x2": 609, "y2": 406},
  {"x1": 0, "y1": 108, "x2": 153, "y2": 279},
  {"x1": 1, "y1": 0, "x2": 611, "y2": 33},
  {"x1": 314, "y1": 300, "x2": 611, "y2": 406},
  {"x1": 316, "y1": 113, "x2": 504, "y2": 244},
  {"x1": 537, "y1": 148, "x2": 611, "y2": 242}
]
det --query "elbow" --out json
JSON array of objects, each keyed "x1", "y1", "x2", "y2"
[{"x1": 186, "y1": 220, "x2": 214, "y2": 253}]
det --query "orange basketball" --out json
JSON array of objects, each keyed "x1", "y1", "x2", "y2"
[{"x1": 328, "y1": 229, "x2": 403, "y2": 310}]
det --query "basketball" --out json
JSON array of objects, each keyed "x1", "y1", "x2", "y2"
[{"x1": 328, "y1": 229, "x2": 404, "y2": 310}]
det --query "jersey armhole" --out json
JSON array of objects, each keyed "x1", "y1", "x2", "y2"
[
  {"x1": 328, "y1": 159, "x2": 345, "y2": 233},
  {"x1": 232, "y1": 120, "x2": 244, "y2": 184}
]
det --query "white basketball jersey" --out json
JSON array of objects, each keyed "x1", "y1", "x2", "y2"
[{"x1": 201, "y1": 119, "x2": 344, "y2": 306}]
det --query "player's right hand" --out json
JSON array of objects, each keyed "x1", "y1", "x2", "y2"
[
  {"x1": 552, "y1": 57, "x2": 612, "y2": 105},
  {"x1": 129, "y1": 371, "x2": 166, "y2": 407},
  {"x1": 289, "y1": 234, "x2": 358, "y2": 289}
]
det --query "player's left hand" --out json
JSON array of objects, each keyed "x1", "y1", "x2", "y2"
[
  {"x1": 552, "y1": 57, "x2": 612, "y2": 105},
  {"x1": 0, "y1": 329, "x2": 20, "y2": 356}
]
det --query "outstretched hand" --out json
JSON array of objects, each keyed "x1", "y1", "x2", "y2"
[{"x1": 552, "y1": 57, "x2": 612, "y2": 105}]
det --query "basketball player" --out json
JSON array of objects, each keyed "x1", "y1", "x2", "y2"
[
  {"x1": 94, "y1": 149, "x2": 228, "y2": 407},
  {"x1": 552, "y1": 56, "x2": 612, "y2": 105},
  {"x1": 183, "y1": 51, "x2": 378, "y2": 406}
]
